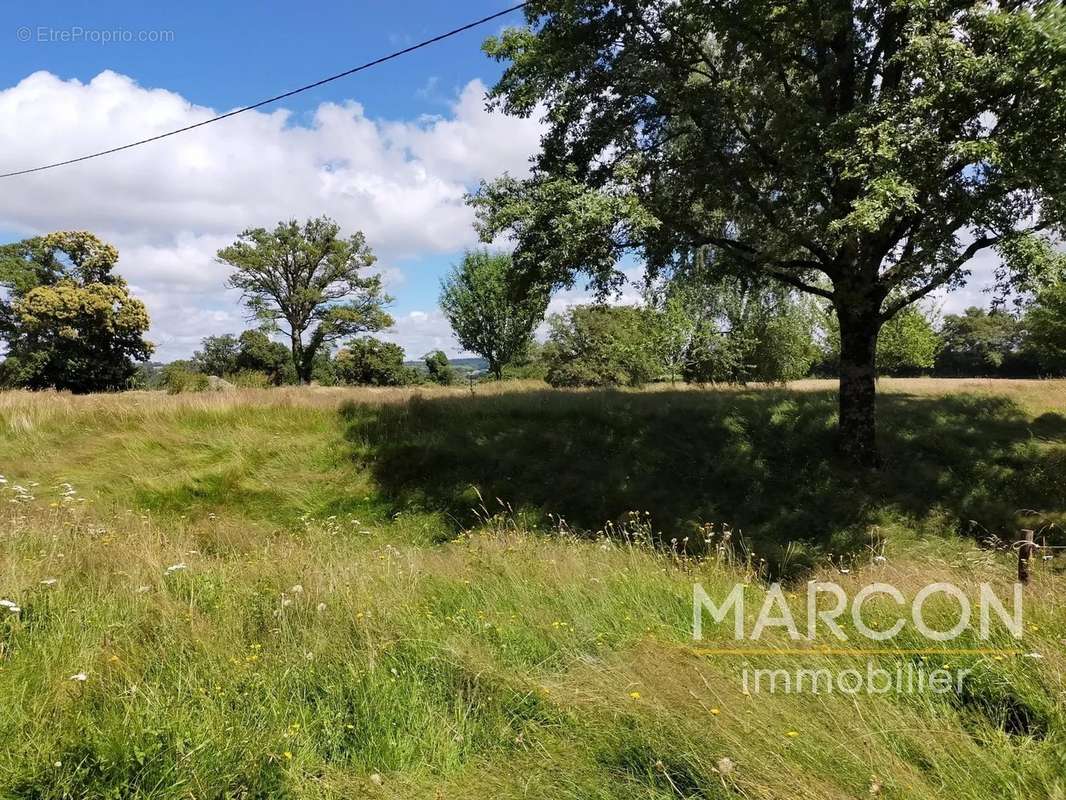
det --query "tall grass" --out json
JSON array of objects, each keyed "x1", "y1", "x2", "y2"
[
  {"x1": 0, "y1": 380, "x2": 1063, "y2": 797},
  {"x1": 0, "y1": 494, "x2": 1063, "y2": 798}
]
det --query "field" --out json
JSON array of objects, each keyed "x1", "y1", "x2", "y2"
[{"x1": 0, "y1": 379, "x2": 1064, "y2": 798}]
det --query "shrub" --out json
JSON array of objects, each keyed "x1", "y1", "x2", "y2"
[
  {"x1": 544, "y1": 305, "x2": 660, "y2": 388},
  {"x1": 334, "y1": 338, "x2": 418, "y2": 386},
  {"x1": 424, "y1": 350, "x2": 457, "y2": 386},
  {"x1": 160, "y1": 362, "x2": 210, "y2": 394}
]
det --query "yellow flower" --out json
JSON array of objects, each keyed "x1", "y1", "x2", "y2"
[
  {"x1": 786, "y1": 730, "x2": 799, "y2": 738},
  {"x1": 283, "y1": 751, "x2": 293, "y2": 761},
  {"x1": 710, "y1": 708, "x2": 721, "y2": 716},
  {"x1": 629, "y1": 691, "x2": 641, "y2": 700}
]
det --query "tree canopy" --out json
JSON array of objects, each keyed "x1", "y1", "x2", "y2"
[
  {"x1": 218, "y1": 217, "x2": 392, "y2": 384},
  {"x1": 471, "y1": 0, "x2": 1066, "y2": 463},
  {"x1": 0, "y1": 232, "x2": 153, "y2": 393}
]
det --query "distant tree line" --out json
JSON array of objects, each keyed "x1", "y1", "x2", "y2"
[
  {"x1": 441, "y1": 249, "x2": 1066, "y2": 388},
  {"x1": 2, "y1": 223, "x2": 1063, "y2": 394}
]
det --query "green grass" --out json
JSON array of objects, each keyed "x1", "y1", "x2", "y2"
[
  {"x1": 0, "y1": 381, "x2": 1064, "y2": 798},
  {"x1": 343, "y1": 383, "x2": 1066, "y2": 572}
]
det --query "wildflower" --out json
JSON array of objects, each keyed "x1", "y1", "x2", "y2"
[
  {"x1": 316, "y1": 603, "x2": 327, "y2": 613},
  {"x1": 710, "y1": 708, "x2": 721, "y2": 716},
  {"x1": 715, "y1": 756, "x2": 735, "y2": 776},
  {"x1": 629, "y1": 691, "x2": 641, "y2": 700},
  {"x1": 283, "y1": 751, "x2": 292, "y2": 761},
  {"x1": 785, "y1": 730, "x2": 799, "y2": 738},
  {"x1": 70, "y1": 673, "x2": 88, "y2": 682},
  {"x1": 290, "y1": 584, "x2": 304, "y2": 595}
]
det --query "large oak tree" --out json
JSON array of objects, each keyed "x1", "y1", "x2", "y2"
[
  {"x1": 218, "y1": 217, "x2": 392, "y2": 384},
  {"x1": 471, "y1": 0, "x2": 1066, "y2": 464}
]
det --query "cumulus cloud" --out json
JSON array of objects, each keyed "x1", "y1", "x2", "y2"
[{"x1": 0, "y1": 70, "x2": 543, "y2": 359}]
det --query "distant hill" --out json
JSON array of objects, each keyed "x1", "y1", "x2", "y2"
[{"x1": 405, "y1": 356, "x2": 488, "y2": 375}]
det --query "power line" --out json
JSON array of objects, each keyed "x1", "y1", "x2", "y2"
[{"x1": 0, "y1": 2, "x2": 528, "y2": 180}]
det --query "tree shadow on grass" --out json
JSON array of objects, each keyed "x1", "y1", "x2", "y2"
[{"x1": 341, "y1": 388, "x2": 1066, "y2": 572}]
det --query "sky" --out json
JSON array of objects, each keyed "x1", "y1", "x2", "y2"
[{"x1": 0, "y1": 1, "x2": 1001, "y2": 362}]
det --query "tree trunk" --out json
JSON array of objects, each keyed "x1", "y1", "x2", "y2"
[
  {"x1": 290, "y1": 335, "x2": 309, "y2": 385},
  {"x1": 837, "y1": 309, "x2": 881, "y2": 467}
]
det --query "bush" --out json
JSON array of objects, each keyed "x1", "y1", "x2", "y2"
[
  {"x1": 424, "y1": 350, "x2": 457, "y2": 386},
  {"x1": 334, "y1": 338, "x2": 418, "y2": 386},
  {"x1": 544, "y1": 306, "x2": 660, "y2": 388},
  {"x1": 160, "y1": 362, "x2": 210, "y2": 394}
]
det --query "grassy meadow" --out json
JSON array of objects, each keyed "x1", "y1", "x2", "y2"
[{"x1": 0, "y1": 379, "x2": 1064, "y2": 798}]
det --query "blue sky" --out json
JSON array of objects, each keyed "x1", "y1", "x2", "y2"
[
  {"x1": 1, "y1": 1, "x2": 516, "y2": 120},
  {"x1": 0, "y1": 1, "x2": 540, "y2": 360}
]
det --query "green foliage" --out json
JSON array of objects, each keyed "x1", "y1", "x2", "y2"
[
  {"x1": 472, "y1": 0, "x2": 1066, "y2": 460},
  {"x1": 192, "y1": 334, "x2": 240, "y2": 377},
  {"x1": 439, "y1": 250, "x2": 549, "y2": 379},
  {"x1": 334, "y1": 338, "x2": 418, "y2": 386},
  {"x1": 160, "y1": 361, "x2": 211, "y2": 394},
  {"x1": 500, "y1": 341, "x2": 549, "y2": 381},
  {"x1": 1023, "y1": 278, "x2": 1066, "y2": 376},
  {"x1": 543, "y1": 305, "x2": 659, "y2": 388},
  {"x1": 0, "y1": 231, "x2": 153, "y2": 393},
  {"x1": 423, "y1": 350, "x2": 457, "y2": 386},
  {"x1": 876, "y1": 306, "x2": 943, "y2": 376},
  {"x1": 235, "y1": 330, "x2": 293, "y2": 385},
  {"x1": 189, "y1": 331, "x2": 294, "y2": 386},
  {"x1": 218, "y1": 217, "x2": 393, "y2": 384},
  {"x1": 936, "y1": 308, "x2": 1028, "y2": 377},
  {"x1": 823, "y1": 304, "x2": 942, "y2": 377},
  {"x1": 673, "y1": 278, "x2": 819, "y2": 385}
]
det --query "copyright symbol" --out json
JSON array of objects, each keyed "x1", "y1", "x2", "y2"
[{"x1": 16, "y1": 26, "x2": 31, "y2": 42}]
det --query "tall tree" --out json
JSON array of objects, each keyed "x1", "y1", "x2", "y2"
[
  {"x1": 218, "y1": 217, "x2": 392, "y2": 384},
  {"x1": 0, "y1": 232, "x2": 153, "y2": 393},
  {"x1": 439, "y1": 249, "x2": 549, "y2": 380},
  {"x1": 470, "y1": 0, "x2": 1066, "y2": 464}
]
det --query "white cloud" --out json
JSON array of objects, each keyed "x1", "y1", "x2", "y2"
[
  {"x1": 0, "y1": 71, "x2": 544, "y2": 360},
  {"x1": 379, "y1": 309, "x2": 460, "y2": 360}
]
